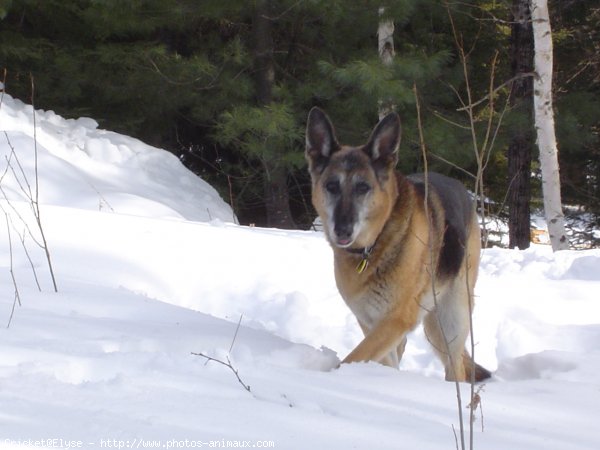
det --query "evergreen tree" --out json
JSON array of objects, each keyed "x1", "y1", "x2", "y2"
[
  {"x1": 212, "y1": 0, "x2": 459, "y2": 226},
  {"x1": 0, "y1": 0, "x2": 222, "y2": 142},
  {"x1": 552, "y1": 0, "x2": 600, "y2": 241}
]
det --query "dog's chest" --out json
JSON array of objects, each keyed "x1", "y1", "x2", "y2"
[{"x1": 338, "y1": 275, "x2": 394, "y2": 328}]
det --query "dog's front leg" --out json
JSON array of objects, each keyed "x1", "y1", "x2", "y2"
[{"x1": 342, "y1": 309, "x2": 416, "y2": 365}]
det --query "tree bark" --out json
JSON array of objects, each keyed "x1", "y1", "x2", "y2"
[
  {"x1": 378, "y1": 7, "x2": 395, "y2": 120},
  {"x1": 253, "y1": 0, "x2": 296, "y2": 229},
  {"x1": 507, "y1": 0, "x2": 534, "y2": 250},
  {"x1": 530, "y1": 0, "x2": 569, "y2": 251}
]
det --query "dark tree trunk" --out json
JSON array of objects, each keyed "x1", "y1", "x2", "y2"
[
  {"x1": 254, "y1": 1, "x2": 274, "y2": 106},
  {"x1": 263, "y1": 164, "x2": 295, "y2": 229},
  {"x1": 507, "y1": 0, "x2": 534, "y2": 249},
  {"x1": 253, "y1": 0, "x2": 296, "y2": 229}
]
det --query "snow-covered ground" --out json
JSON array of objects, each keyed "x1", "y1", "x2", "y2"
[{"x1": 1, "y1": 92, "x2": 599, "y2": 449}]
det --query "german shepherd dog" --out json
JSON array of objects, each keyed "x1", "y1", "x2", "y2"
[{"x1": 305, "y1": 107, "x2": 491, "y2": 382}]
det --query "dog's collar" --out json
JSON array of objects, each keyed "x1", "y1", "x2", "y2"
[{"x1": 344, "y1": 246, "x2": 370, "y2": 255}]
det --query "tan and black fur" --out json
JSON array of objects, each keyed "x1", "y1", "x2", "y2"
[{"x1": 305, "y1": 107, "x2": 490, "y2": 382}]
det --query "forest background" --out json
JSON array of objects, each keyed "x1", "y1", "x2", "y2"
[{"x1": 1, "y1": 0, "x2": 598, "y2": 247}]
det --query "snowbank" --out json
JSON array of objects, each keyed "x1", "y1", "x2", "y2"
[{"x1": 0, "y1": 93, "x2": 235, "y2": 222}]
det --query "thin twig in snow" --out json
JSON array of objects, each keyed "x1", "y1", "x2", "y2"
[
  {"x1": 191, "y1": 352, "x2": 252, "y2": 393},
  {"x1": 5, "y1": 212, "x2": 21, "y2": 328},
  {"x1": 192, "y1": 314, "x2": 252, "y2": 394},
  {"x1": 414, "y1": 82, "x2": 466, "y2": 450}
]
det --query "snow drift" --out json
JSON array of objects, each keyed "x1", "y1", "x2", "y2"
[{"x1": 0, "y1": 93, "x2": 235, "y2": 223}]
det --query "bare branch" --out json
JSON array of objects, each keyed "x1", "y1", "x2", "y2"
[
  {"x1": 5, "y1": 212, "x2": 21, "y2": 328},
  {"x1": 191, "y1": 352, "x2": 252, "y2": 393},
  {"x1": 192, "y1": 315, "x2": 251, "y2": 394},
  {"x1": 414, "y1": 82, "x2": 466, "y2": 450},
  {"x1": 229, "y1": 314, "x2": 244, "y2": 353},
  {"x1": 29, "y1": 75, "x2": 58, "y2": 292},
  {"x1": 456, "y1": 72, "x2": 537, "y2": 112}
]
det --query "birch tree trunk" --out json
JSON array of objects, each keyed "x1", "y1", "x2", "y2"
[
  {"x1": 530, "y1": 0, "x2": 570, "y2": 251},
  {"x1": 378, "y1": 7, "x2": 395, "y2": 120}
]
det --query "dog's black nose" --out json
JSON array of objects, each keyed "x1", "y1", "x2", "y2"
[{"x1": 334, "y1": 221, "x2": 353, "y2": 241}]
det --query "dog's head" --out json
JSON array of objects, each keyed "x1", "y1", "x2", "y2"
[{"x1": 305, "y1": 107, "x2": 401, "y2": 249}]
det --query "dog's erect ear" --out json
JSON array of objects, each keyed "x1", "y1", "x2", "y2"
[
  {"x1": 364, "y1": 112, "x2": 401, "y2": 168},
  {"x1": 305, "y1": 107, "x2": 339, "y2": 174}
]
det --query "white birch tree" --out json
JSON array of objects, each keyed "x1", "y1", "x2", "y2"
[
  {"x1": 378, "y1": 7, "x2": 395, "y2": 120},
  {"x1": 531, "y1": 0, "x2": 570, "y2": 251}
]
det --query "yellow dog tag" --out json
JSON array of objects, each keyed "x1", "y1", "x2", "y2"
[{"x1": 356, "y1": 258, "x2": 369, "y2": 274}]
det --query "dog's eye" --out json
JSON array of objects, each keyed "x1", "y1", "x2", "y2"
[
  {"x1": 325, "y1": 180, "x2": 340, "y2": 195},
  {"x1": 354, "y1": 182, "x2": 371, "y2": 195}
]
